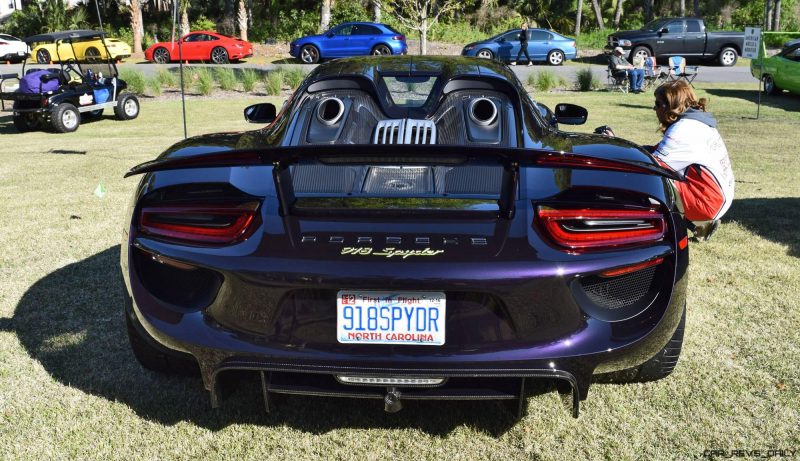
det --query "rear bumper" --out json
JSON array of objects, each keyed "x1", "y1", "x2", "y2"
[{"x1": 123, "y1": 218, "x2": 688, "y2": 412}]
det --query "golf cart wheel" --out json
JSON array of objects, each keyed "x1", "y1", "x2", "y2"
[
  {"x1": 51, "y1": 103, "x2": 80, "y2": 133},
  {"x1": 210, "y1": 46, "x2": 229, "y2": 64},
  {"x1": 371, "y1": 44, "x2": 392, "y2": 56},
  {"x1": 764, "y1": 75, "x2": 781, "y2": 95},
  {"x1": 547, "y1": 49, "x2": 565, "y2": 66},
  {"x1": 36, "y1": 49, "x2": 51, "y2": 64},
  {"x1": 12, "y1": 113, "x2": 41, "y2": 132},
  {"x1": 115, "y1": 94, "x2": 140, "y2": 120},
  {"x1": 85, "y1": 47, "x2": 101, "y2": 61},
  {"x1": 300, "y1": 44, "x2": 320, "y2": 64},
  {"x1": 476, "y1": 49, "x2": 494, "y2": 60},
  {"x1": 153, "y1": 47, "x2": 170, "y2": 64},
  {"x1": 718, "y1": 47, "x2": 738, "y2": 67}
]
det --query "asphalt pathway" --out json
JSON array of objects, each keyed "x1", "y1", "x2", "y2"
[{"x1": 2, "y1": 57, "x2": 759, "y2": 85}]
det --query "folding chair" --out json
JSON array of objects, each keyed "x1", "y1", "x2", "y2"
[
  {"x1": 668, "y1": 56, "x2": 699, "y2": 87},
  {"x1": 643, "y1": 56, "x2": 668, "y2": 90},
  {"x1": 606, "y1": 55, "x2": 629, "y2": 93}
]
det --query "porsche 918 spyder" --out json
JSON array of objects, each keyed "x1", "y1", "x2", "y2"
[{"x1": 122, "y1": 56, "x2": 689, "y2": 418}]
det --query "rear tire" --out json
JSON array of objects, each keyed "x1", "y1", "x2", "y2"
[
  {"x1": 630, "y1": 46, "x2": 651, "y2": 63},
  {"x1": 371, "y1": 44, "x2": 392, "y2": 56},
  {"x1": 597, "y1": 306, "x2": 686, "y2": 383},
  {"x1": 210, "y1": 46, "x2": 229, "y2": 64},
  {"x1": 126, "y1": 304, "x2": 199, "y2": 375},
  {"x1": 547, "y1": 49, "x2": 565, "y2": 66},
  {"x1": 36, "y1": 48, "x2": 51, "y2": 64},
  {"x1": 51, "y1": 103, "x2": 80, "y2": 133},
  {"x1": 85, "y1": 46, "x2": 101, "y2": 61},
  {"x1": 764, "y1": 74, "x2": 781, "y2": 95},
  {"x1": 114, "y1": 93, "x2": 140, "y2": 120},
  {"x1": 717, "y1": 47, "x2": 738, "y2": 66},
  {"x1": 12, "y1": 102, "x2": 41, "y2": 132}
]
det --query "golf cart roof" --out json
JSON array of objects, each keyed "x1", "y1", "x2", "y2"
[{"x1": 23, "y1": 30, "x2": 107, "y2": 44}]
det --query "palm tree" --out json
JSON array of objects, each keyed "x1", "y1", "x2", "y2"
[
  {"x1": 574, "y1": 0, "x2": 582, "y2": 36},
  {"x1": 612, "y1": 0, "x2": 623, "y2": 29},
  {"x1": 590, "y1": 0, "x2": 604, "y2": 30},
  {"x1": 130, "y1": 0, "x2": 142, "y2": 53}
]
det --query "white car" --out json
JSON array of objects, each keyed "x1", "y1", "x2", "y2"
[{"x1": 0, "y1": 34, "x2": 30, "y2": 63}]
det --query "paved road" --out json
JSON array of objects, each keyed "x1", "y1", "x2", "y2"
[{"x1": 2, "y1": 58, "x2": 758, "y2": 85}]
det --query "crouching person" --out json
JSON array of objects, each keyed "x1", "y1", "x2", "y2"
[{"x1": 652, "y1": 80, "x2": 735, "y2": 240}]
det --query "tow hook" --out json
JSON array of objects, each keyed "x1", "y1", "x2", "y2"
[{"x1": 384, "y1": 387, "x2": 402, "y2": 413}]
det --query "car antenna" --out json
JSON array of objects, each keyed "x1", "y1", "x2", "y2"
[{"x1": 172, "y1": 0, "x2": 188, "y2": 139}]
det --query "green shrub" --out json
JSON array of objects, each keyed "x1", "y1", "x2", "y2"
[
  {"x1": 241, "y1": 68, "x2": 259, "y2": 93},
  {"x1": 575, "y1": 29, "x2": 608, "y2": 50},
  {"x1": 146, "y1": 77, "x2": 162, "y2": 96},
  {"x1": 250, "y1": 10, "x2": 319, "y2": 42},
  {"x1": 534, "y1": 70, "x2": 558, "y2": 92},
  {"x1": 575, "y1": 67, "x2": 600, "y2": 91},
  {"x1": 119, "y1": 68, "x2": 146, "y2": 95},
  {"x1": 283, "y1": 67, "x2": 307, "y2": 90},
  {"x1": 156, "y1": 68, "x2": 177, "y2": 88},
  {"x1": 215, "y1": 67, "x2": 237, "y2": 91},
  {"x1": 191, "y1": 15, "x2": 217, "y2": 32},
  {"x1": 193, "y1": 67, "x2": 215, "y2": 96},
  {"x1": 265, "y1": 71, "x2": 284, "y2": 95}
]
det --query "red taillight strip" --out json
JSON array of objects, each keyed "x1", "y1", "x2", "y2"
[
  {"x1": 139, "y1": 202, "x2": 259, "y2": 244},
  {"x1": 600, "y1": 257, "x2": 664, "y2": 277},
  {"x1": 536, "y1": 206, "x2": 666, "y2": 250},
  {"x1": 678, "y1": 236, "x2": 688, "y2": 250}
]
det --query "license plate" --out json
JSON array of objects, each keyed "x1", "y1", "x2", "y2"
[{"x1": 337, "y1": 291, "x2": 445, "y2": 346}]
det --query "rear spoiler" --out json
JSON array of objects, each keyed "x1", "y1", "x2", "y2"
[{"x1": 125, "y1": 144, "x2": 681, "y2": 219}]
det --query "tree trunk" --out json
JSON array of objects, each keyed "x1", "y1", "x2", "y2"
[
  {"x1": 773, "y1": 0, "x2": 781, "y2": 30},
  {"x1": 237, "y1": 0, "x2": 248, "y2": 40},
  {"x1": 373, "y1": 0, "x2": 381, "y2": 22},
  {"x1": 181, "y1": 3, "x2": 190, "y2": 37},
  {"x1": 679, "y1": 0, "x2": 685, "y2": 16},
  {"x1": 131, "y1": 0, "x2": 142, "y2": 53},
  {"x1": 575, "y1": 0, "x2": 582, "y2": 36},
  {"x1": 320, "y1": 0, "x2": 332, "y2": 32},
  {"x1": 590, "y1": 0, "x2": 604, "y2": 30},
  {"x1": 644, "y1": 0, "x2": 653, "y2": 23},
  {"x1": 612, "y1": 0, "x2": 623, "y2": 29},
  {"x1": 693, "y1": 0, "x2": 699, "y2": 16},
  {"x1": 765, "y1": 0, "x2": 773, "y2": 30},
  {"x1": 420, "y1": 20, "x2": 428, "y2": 55}
]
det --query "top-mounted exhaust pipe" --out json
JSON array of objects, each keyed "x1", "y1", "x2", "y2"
[
  {"x1": 316, "y1": 97, "x2": 345, "y2": 126},
  {"x1": 468, "y1": 97, "x2": 498, "y2": 126}
]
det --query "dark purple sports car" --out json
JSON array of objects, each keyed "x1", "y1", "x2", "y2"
[{"x1": 121, "y1": 56, "x2": 688, "y2": 418}]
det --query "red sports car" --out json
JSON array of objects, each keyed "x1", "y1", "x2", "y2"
[{"x1": 144, "y1": 31, "x2": 253, "y2": 64}]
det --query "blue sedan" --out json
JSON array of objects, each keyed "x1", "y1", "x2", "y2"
[
  {"x1": 290, "y1": 22, "x2": 408, "y2": 64},
  {"x1": 461, "y1": 28, "x2": 577, "y2": 65}
]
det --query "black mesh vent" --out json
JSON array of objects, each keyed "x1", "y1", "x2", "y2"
[{"x1": 580, "y1": 266, "x2": 657, "y2": 309}]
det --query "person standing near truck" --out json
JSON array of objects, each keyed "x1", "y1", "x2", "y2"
[{"x1": 511, "y1": 23, "x2": 532, "y2": 66}]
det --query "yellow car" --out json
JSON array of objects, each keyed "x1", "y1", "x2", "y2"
[{"x1": 29, "y1": 30, "x2": 131, "y2": 64}]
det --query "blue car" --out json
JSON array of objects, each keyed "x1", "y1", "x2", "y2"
[
  {"x1": 290, "y1": 22, "x2": 408, "y2": 64},
  {"x1": 461, "y1": 28, "x2": 577, "y2": 65}
]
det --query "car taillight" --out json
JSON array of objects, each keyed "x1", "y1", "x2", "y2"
[
  {"x1": 536, "y1": 206, "x2": 666, "y2": 251},
  {"x1": 393, "y1": 35, "x2": 405, "y2": 41},
  {"x1": 0, "y1": 42, "x2": 7, "y2": 45},
  {"x1": 139, "y1": 201, "x2": 260, "y2": 245}
]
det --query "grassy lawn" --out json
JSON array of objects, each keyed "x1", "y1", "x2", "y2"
[{"x1": 0, "y1": 86, "x2": 798, "y2": 460}]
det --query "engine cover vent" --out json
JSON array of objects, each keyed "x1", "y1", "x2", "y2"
[{"x1": 373, "y1": 119, "x2": 437, "y2": 145}]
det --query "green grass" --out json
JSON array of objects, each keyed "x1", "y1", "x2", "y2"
[
  {"x1": 240, "y1": 68, "x2": 259, "y2": 93},
  {"x1": 265, "y1": 70, "x2": 284, "y2": 95},
  {"x1": 145, "y1": 77, "x2": 163, "y2": 97},
  {"x1": 575, "y1": 67, "x2": 601, "y2": 91},
  {"x1": 156, "y1": 67, "x2": 177, "y2": 88},
  {"x1": 0, "y1": 87, "x2": 798, "y2": 459},
  {"x1": 215, "y1": 67, "x2": 238, "y2": 92},
  {"x1": 118, "y1": 68, "x2": 146, "y2": 95},
  {"x1": 192, "y1": 67, "x2": 215, "y2": 96},
  {"x1": 282, "y1": 67, "x2": 307, "y2": 90}
]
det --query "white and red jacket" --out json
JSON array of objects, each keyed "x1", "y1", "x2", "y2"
[{"x1": 654, "y1": 109, "x2": 735, "y2": 222}]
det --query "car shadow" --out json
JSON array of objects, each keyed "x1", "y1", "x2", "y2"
[
  {"x1": 705, "y1": 88, "x2": 800, "y2": 111},
  {"x1": 725, "y1": 197, "x2": 800, "y2": 258},
  {"x1": 9, "y1": 245, "x2": 571, "y2": 435}
]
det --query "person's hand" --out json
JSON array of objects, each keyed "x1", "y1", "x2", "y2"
[{"x1": 594, "y1": 125, "x2": 615, "y2": 137}]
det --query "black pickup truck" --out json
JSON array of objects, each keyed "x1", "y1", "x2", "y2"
[{"x1": 605, "y1": 17, "x2": 745, "y2": 66}]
